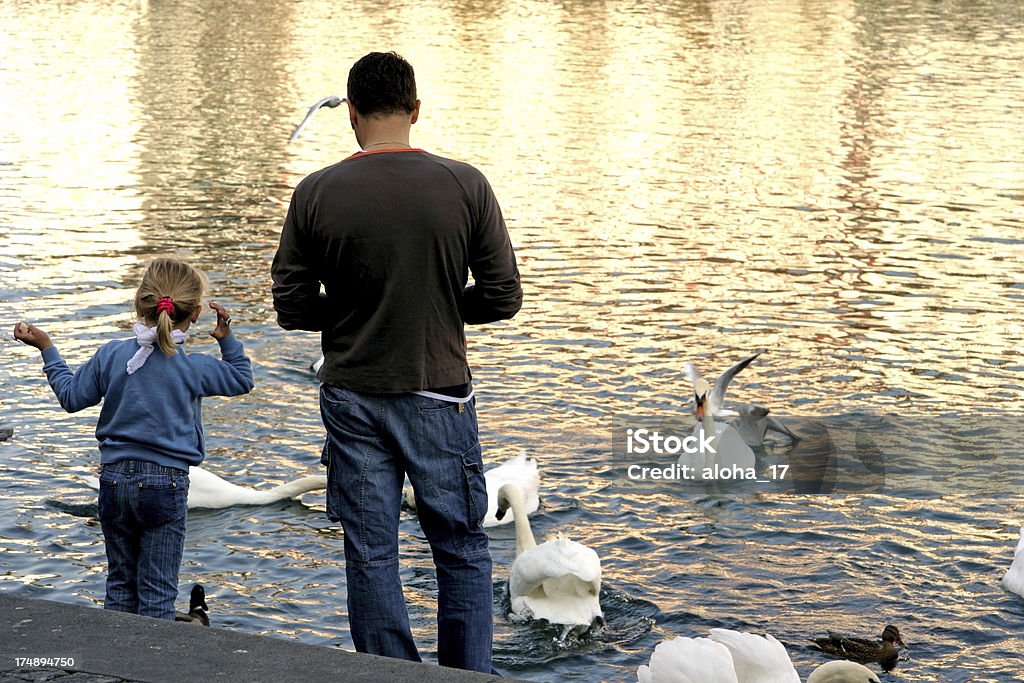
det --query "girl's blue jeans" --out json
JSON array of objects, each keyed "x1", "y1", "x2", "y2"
[
  {"x1": 319, "y1": 384, "x2": 494, "y2": 674},
  {"x1": 97, "y1": 459, "x2": 188, "y2": 619}
]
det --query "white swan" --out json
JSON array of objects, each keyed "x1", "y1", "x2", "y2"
[
  {"x1": 677, "y1": 377, "x2": 756, "y2": 480},
  {"x1": 685, "y1": 353, "x2": 798, "y2": 447},
  {"x1": 481, "y1": 450, "x2": 540, "y2": 526},
  {"x1": 708, "y1": 629, "x2": 801, "y2": 682},
  {"x1": 1002, "y1": 527, "x2": 1024, "y2": 597},
  {"x1": 404, "y1": 450, "x2": 540, "y2": 528},
  {"x1": 804, "y1": 661, "x2": 881, "y2": 683},
  {"x1": 637, "y1": 629, "x2": 881, "y2": 683},
  {"x1": 496, "y1": 482, "x2": 602, "y2": 635},
  {"x1": 637, "y1": 635, "x2": 740, "y2": 683},
  {"x1": 84, "y1": 465, "x2": 327, "y2": 509}
]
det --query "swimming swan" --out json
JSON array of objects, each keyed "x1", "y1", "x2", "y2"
[
  {"x1": 677, "y1": 377, "x2": 756, "y2": 479},
  {"x1": 84, "y1": 466, "x2": 327, "y2": 509},
  {"x1": 496, "y1": 482, "x2": 602, "y2": 634},
  {"x1": 404, "y1": 450, "x2": 540, "y2": 527},
  {"x1": 1001, "y1": 527, "x2": 1024, "y2": 597},
  {"x1": 482, "y1": 450, "x2": 541, "y2": 526},
  {"x1": 637, "y1": 629, "x2": 881, "y2": 683}
]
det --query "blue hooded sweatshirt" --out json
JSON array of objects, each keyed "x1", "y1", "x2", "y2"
[{"x1": 41, "y1": 332, "x2": 254, "y2": 471}]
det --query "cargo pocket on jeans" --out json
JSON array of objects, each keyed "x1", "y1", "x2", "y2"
[
  {"x1": 323, "y1": 441, "x2": 343, "y2": 523},
  {"x1": 460, "y1": 443, "x2": 487, "y2": 529}
]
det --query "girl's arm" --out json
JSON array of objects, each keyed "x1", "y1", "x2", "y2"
[
  {"x1": 197, "y1": 305, "x2": 254, "y2": 397},
  {"x1": 43, "y1": 348, "x2": 105, "y2": 412},
  {"x1": 200, "y1": 331, "x2": 255, "y2": 397},
  {"x1": 14, "y1": 322, "x2": 103, "y2": 413}
]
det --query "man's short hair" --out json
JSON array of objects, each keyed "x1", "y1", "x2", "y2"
[{"x1": 347, "y1": 52, "x2": 417, "y2": 116}]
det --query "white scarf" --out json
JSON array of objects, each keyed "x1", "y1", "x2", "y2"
[{"x1": 127, "y1": 322, "x2": 187, "y2": 375}]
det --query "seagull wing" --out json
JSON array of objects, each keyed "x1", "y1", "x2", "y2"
[
  {"x1": 288, "y1": 95, "x2": 345, "y2": 142},
  {"x1": 764, "y1": 415, "x2": 799, "y2": 443},
  {"x1": 710, "y1": 350, "x2": 764, "y2": 414}
]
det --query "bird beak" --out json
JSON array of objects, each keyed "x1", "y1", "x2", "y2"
[{"x1": 695, "y1": 393, "x2": 705, "y2": 419}]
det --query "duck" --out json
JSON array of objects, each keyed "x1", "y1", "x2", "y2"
[
  {"x1": 677, "y1": 377, "x2": 756, "y2": 480},
  {"x1": 637, "y1": 629, "x2": 881, "y2": 683},
  {"x1": 811, "y1": 624, "x2": 906, "y2": 672},
  {"x1": 83, "y1": 466, "x2": 327, "y2": 509},
  {"x1": 685, "y1": 352, "x2": 799, "y2": 448},
  {"x1": 495, "y1": 482, "x2": 602, "y2": 637},
  {"x1": 404, "y1": 450, "x2": 540, "y2": 528},
  {"x1": 1001, "y1": 527, "x2": 1024, "y2": 597},
  {"x1": 174, "y1": 584, "x2": 209, "y2": 626}
]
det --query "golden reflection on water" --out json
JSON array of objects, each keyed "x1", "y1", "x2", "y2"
[{"x1": 1, "y1": 3, "x2": 144, "y2": 297}]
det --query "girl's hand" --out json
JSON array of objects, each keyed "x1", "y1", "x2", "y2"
[
  {"x1": 13, "y1": 322, "x2": 54, "y2": 351},
  {"x1": 208, "y1": 302, "x2": 233, "y2": 340}
]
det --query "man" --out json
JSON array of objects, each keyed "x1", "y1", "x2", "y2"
[{"x1": 271, "y1": 52, "x2": 521, "y2": 673}]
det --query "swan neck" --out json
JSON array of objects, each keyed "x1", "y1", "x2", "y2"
[
  {"x1": 502, "y1": 485, "x2": 536, "y2": 555},
  {"x1": 701, "y1": 411, "x2": 719, "y2": 465},
  {"x1": 271, "y1": 475, "x2": 327, "y2": 499}
]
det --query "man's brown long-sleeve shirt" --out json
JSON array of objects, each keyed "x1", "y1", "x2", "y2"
[{"x1": 272, "y1": 149, "x2": 522, "y2": 393}]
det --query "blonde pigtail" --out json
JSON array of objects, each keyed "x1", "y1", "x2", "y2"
[{"x1": 155, "y1": 305, "x2": 178, "y2": 356}]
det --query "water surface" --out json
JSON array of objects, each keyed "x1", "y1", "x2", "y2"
[{"x1": 2, "y1": 1, "x2": 1023, "y2": 680}]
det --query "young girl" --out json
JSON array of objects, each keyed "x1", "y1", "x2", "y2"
[{"x1": 14, "y1": 257, "x2": 254, "y2": 619}]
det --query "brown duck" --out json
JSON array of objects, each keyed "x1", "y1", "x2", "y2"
[
  {"x1": 811, "y1": 624, "x2": 906, "y2": 671},
  {"x1": 175, "y1": 584, "x2": 210, "y2": 626}
]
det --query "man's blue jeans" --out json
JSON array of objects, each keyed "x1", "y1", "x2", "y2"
[
  {"x1": 320, "y1": 384, "x2": 494, "y2": 673},
  {"x1": 97, "y1": 459, "x2": 188, "y2": 620}
]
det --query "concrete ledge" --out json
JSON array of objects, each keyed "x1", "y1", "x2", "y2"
[{"x1": 1, "y1": 593, "x2": 517, "y2": 682}]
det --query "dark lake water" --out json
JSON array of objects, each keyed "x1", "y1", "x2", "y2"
[{"x1": 2, "y1": 1, "x2": 1023, "y2": 680}]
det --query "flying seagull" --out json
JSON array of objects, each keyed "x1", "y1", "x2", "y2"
[{"x1": 288, "y1": 95, "x2": 345, "y2": 142}]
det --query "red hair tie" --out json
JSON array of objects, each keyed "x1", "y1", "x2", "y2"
[{"x1": 156, "y1": 297, "x2": 175, "y2": 315}]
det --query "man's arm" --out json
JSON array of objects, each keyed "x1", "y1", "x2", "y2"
[
  {"x1": 463, "y1": 177, "x2": 522, "y2": 324},
  {"x1": 271, "y1": 192, "x2": 330, "y2": 331}
]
